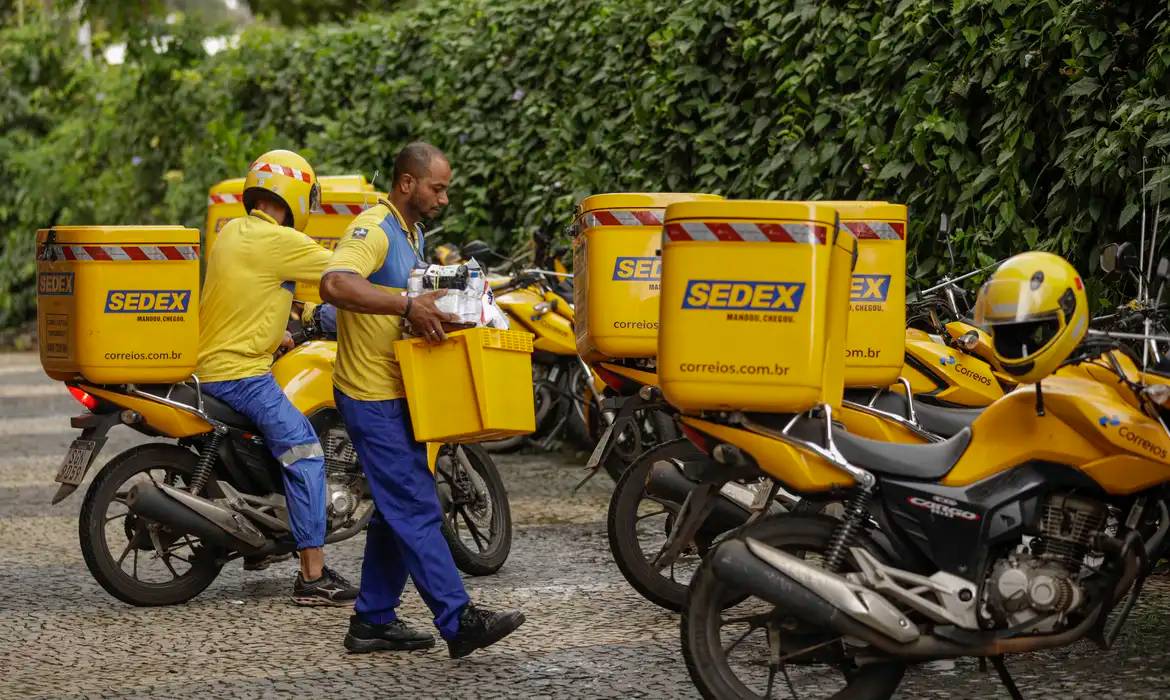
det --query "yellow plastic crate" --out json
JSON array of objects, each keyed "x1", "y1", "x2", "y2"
[
  {"x1": 816, "y1": 201, "x2": 908, "y2": 388},
  {"x1": 657, "y1": 201, "x2": 857, "y2": 413},
  {"x1": 573, "y1": 192, "x2": 723, "y2": 363},
  {"x1": 394, "y1": 327, "x2": 537, "y2": 443},
  {"x1": 204, "y1": 175, "x2": 385, "y2": 303},
  {"x1": 36, "y1": 226, "x2": 201, "y2": 384}
]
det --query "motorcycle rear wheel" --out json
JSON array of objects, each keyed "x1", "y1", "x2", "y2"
[
  {"x1": 681, "y1": 515, "x2": 905, "y2": 700},
  {"x1": 436, "y1": 444, "x2": 512, "y2": 576},
  {"x1": 606, "y1": 439, "x2": 708, "y2": 611},
  {"x1": 79, "y1": 444, "x2": 225, "y2": 607}
]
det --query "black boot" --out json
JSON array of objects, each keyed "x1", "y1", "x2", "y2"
[
  {"x1": 446, "y1": 604, "x2": 526, "y2": 659},
  {"x1": 344, "y1": 614, "x2": 435, "y2": 653}
]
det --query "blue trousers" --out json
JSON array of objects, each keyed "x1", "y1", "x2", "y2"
[
  {"x1": 203, "y1": 374, "x2": 326, "y2": 549},
  {"x1": 335, "y1": 390, "x2": 470, "y2": 639}
]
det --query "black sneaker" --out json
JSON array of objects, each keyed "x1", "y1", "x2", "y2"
[
  {"x1": 344, "y1": 614, "x2": 435, "y2": 653},
  {"x1": 446, "y1": 604, "x2": 525, "y2": 659},
  {"x1": 291, "y1": 566, "x2": 359, "y2": 607}
]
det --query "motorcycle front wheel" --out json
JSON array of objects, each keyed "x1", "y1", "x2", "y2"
[
  {"x1": 78, "y1": 443, "x2": 225, "y2": 606},
  {"x1": 436, "y1": 444, "x2": 512, "y2": 576},
  {"x1": 681, "y1": 515, "x2": 905, "y2": 700}
]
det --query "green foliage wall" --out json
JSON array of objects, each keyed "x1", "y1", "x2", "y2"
[{"x1": 2, "y1": 0, "x2": 1168, "y2": 326}]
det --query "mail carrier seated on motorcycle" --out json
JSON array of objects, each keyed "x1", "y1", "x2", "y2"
[{"x1": 196, "y1": 149, "x2": 358, "y2": 606}]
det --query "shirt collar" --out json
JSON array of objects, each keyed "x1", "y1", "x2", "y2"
[
  {"x1": 379, "y1": 198, "x2": 422, "y2": 243},
  {"x1": 249, "y1": 210, "x2": 280, "y2": 225}
]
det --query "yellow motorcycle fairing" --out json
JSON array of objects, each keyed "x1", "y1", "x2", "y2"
[
  {"x1": 496, "y1": 285, "x2": 577, "y2": 355},
  {"x1": 942, "y1": 375, "x2": 1170, "y2": 493},
  {"x1": 79, "y1": 384, "x2": 213, "y2": 438},
  {"x1": 837, "y1": 402, "x2": 930, "y2": 444},
  {"x1": 903, "y1": 336, "x2": 1004, "y2": 407},
  {"x1": 272, "y1": 340, "x2": 337, "y2": 418},
  {"x1": 944, "y1": 321, "x2": 1019, "y2": 388},
  {"x1": 680, "y1": 416, "x2": 854, "y2": 493}
]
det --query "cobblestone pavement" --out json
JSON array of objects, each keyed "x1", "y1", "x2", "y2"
[{"x1": 1, "y1": 352, "x2": 1169, "y2": 699}]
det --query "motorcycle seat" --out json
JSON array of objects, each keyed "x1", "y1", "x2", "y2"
[
  {"x1": 831, "y1": 427, "x2": 972, "y2": 480},
  {"x1": 845, "y1": 389, "x2": 982, "y2": 439},
  {"x1": 138, "y1": 383, "x2": 258, "y2": 432}
]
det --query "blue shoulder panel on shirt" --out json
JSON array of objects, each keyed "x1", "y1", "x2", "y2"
[{"x1": 368, "y1": 212, "x2": 423, "y2": 288}]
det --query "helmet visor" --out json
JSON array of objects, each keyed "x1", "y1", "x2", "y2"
[{"x1": 973, "y1": 278, "x2": 1062, "y2": 326}]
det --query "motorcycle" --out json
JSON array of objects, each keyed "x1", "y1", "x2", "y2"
[
  {"x1": 679, "y1": 333, "x2": 1170, "y2": 699},
  {"x1": 677, "y1": 237, "x2": 1170, "y2": 697},
  {"x1": 52, "y1": 324, "x2": 512, "y2": 607}
]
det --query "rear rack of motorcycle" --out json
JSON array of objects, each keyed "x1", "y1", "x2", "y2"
[
  {"x1": 125, "y1": 374, "x2": 211, "y2": 422},
  {"x1": 733, "y1": 403, "x2": 876, "y2": 490},
  {"x1": 841, "y1": 377, "x2": 941, "y2": 443}
]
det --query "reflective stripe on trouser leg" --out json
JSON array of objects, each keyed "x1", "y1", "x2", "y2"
[
  {"x1": 202, "y1": 374, "x2": 327, "y2": 549},
  {"x1": 335, "y1": 389, "x2": 470, "y2": 639}
]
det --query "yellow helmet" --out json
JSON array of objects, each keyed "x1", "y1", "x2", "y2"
[
  {"x1": 973, "y1": 252, "x2": 1088, "y2": 383},
  {"x1": 243, "y1": 149, "x2": 321, "y2": 231}
]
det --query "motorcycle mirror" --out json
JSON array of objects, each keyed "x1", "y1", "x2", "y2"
[
  {"x1": 1158, "y1": 256, "x2": 1170, "y2": 281},
  {"x1": 1114, "y1": 241, "x2": 1140, "y2": 273},
  {"x1": 1100, "y1": 243, "x2": 1119, "y2": 273}
]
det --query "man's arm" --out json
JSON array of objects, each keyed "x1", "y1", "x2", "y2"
[
  {"x1": 276, "y1": 232, "x2": 334, "y2": 285},
  {"x1": 320, "y1": 271, "x2": 455, "y2": 342}
]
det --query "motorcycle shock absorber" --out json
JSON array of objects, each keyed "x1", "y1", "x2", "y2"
[
  {"x1": 188, "y1": 426, "x2": 227, "y2": 496},
  {"x1": 824, "y1": 487, "x2": 874, "y2": 572}
]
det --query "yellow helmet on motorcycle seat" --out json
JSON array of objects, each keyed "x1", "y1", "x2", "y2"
[
  {"x1": 973, "y1": 251, "x2": 1088, "y2": 383},
  {"x1": 242, "y1": 149, "x2": 321, "y2": 231}
]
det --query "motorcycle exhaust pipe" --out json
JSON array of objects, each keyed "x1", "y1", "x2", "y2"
[
  {"x1": 644, "y1": 461, "x2": 752, "y2": 534},
  {"x1": 126, "y1": 481, "x2": 267, "y2": 555},
  {"x1": 711, "y1": 538, "x2": 1107, "y2": 660}
]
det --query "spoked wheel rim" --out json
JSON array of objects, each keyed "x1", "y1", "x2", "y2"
[
  {"x1": 436, "y1": 447, "x2": 504, "y2": 557},
  {"x1": 633, "y1": 493, "x2": 703, "y2": 589},
  {"x1": 100, "y1": 466, "x2": 215, "y2": 589},
  {"x1": 684, "y1": 518, "x2": 905, "y2": 700},
  {"x1": 707, "y1": 551, "x2": 856, "y2": 698}
]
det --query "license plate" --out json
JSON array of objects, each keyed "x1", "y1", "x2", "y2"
[
  {"x1": 585, "y1": 423, "x2": 615, "y2": 470},
  {"x1": 55, "y1": 439, "x2": 98, "y2": 486}
]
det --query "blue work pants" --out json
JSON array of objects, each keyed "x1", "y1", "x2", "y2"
[{"x1": 335, "y1": 390, "x2": 470, "y2": 639}]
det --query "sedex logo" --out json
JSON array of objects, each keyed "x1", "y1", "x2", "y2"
[
  {"x1": 105, "y1": 290, "x2": 191, "y2": 314},
  {"x1": 683, "y1": 280, "x2": 806, "y2": 312},
  {"x1": 851, "y1": 274, "x2": 890, "y2": 302},
  {"x1": 38, "y1": 272, "x2": 75, "y2": 296},
  {"x1": 612, "y1": 256, "x2": 661, "y2": 281}
]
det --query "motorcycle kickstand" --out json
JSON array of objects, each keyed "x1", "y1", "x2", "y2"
[
  {"x1": 650, "y1": 483, "x2": 719, "y2": 571},
  {"x1": 989, "y1": 655, "x2": 1025, "y2": 700}
]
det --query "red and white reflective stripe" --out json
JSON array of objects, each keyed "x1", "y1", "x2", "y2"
[
  {"x1": 47, "y1": 245, "x2": 200, "y2": 261},
  {"x1": 250, "y1": 161, "x2": 313, "y2": 183},
  {"x1": 844, "y1": 221, "x2": 905, "y2": 240},
  {"x1": 317, "y1": 203, "x2": 370, "y2": 216},
  {"x1": 664, "y1": 221, "x2": 827, "y2": 244},
  {"x1": 582, "y1": 209, "x2": 664, "y2": 228},
  {"x1": 207, "y1": 193, "x2": 241, "y2": 205}
]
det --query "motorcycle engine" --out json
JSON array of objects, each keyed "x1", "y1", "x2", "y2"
[
  {"x1": 322, "y1": 425, "x2": 363, "y2": 522},
  {"x1": 986, "y1": 493, "x2": 1106, "y2": 632}
]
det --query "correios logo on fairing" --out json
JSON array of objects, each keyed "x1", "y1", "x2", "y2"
[{"x1": 683, "y1": 280, "x2": 806, "y2": 312}]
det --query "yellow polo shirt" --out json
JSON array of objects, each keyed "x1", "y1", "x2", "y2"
[
  {"x1": 326, "y1": 199, "x2": 424, "y2": 401},
  {"x1": 196, "y1": 211, "x2": 332, "y2": 382}
]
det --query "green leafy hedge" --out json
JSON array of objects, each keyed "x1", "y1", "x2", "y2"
[{"x1": 2, "y1": 0, "x2": 1168, "y2": 327}]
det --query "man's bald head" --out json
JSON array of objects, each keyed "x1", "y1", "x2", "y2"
[{"x1": 393, "y1": 142, "x2": 448, "y2": 186}]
